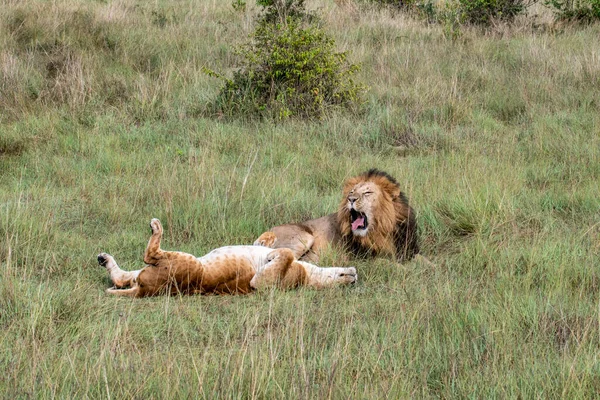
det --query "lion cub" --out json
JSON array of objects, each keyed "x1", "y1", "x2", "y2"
[{"x1": 97, "y1": 219, "x2": 357, "y2": 297}]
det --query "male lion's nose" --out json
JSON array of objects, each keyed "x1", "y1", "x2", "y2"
[{"x1": 348, "y1": 196, "x2": 357, "y2": 204}]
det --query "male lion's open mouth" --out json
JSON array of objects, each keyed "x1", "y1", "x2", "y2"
[{"x1": 350, "y1": 209, "x2": 368, "y2": 231}]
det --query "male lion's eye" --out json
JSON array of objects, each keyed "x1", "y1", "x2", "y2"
[{"x1": 364, "y1": 191, "x2": 373, "y2": 196}]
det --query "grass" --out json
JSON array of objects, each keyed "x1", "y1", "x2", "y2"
[{"x1": 1, "y1": 0, "x2": 600, "y2": 397}]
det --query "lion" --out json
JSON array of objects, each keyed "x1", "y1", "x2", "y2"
[
  {"x1": 97, "y1": 218, "x2": 357, "y2": 297},
  {"x1": 254, "y1": 169, "x2": 419, "y2": 263}
]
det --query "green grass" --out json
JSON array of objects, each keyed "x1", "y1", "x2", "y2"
[{"x1": 1, "y1": 0, "x2": 600, "y2": 397}]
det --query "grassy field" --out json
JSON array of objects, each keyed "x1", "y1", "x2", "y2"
[{"x1": 1, "y1": 0, "x2": 600, "y2": 397}]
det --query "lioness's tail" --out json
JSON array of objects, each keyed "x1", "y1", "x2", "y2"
[{"x1": 105, "y1": 286, "x2": 140, "y2": 297}]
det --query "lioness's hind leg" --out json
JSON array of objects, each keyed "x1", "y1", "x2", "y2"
[
  {"x1": 97, "y1": 253, "x2": 141, "y2": 288},
  {"x1": 250, "y1": 248, "x2": 296, "y2": 289},
  {"x1": 143, "y1": 218, "x2": 165, "y2": 265}
]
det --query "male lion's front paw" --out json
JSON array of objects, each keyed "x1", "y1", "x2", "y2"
[
  {"x1": 150, "y1": 218, "x2": 163, "y2": 235},
  {"x1": 254, "y1": 231, "x2": 277, "y2": 247}
]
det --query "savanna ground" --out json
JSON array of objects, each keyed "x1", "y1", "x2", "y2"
[{"x1": 1, "y1": 0, "x2": 599, "y2": 397}]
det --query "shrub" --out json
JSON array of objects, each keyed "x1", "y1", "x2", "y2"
[
  {"x1": 460, "y1": 0, "x2": 533, "y2": 24},
  {"x1": 257, "y1": 0, "x2": 312, "y2": 24},
  {"x1": 209, "y1": 16, "x2": 365, "y2": 120},
  {"x1": 231, "y1": 0, "x2": 247, "y2": 12},
  {"x1": 545, "y1": 0, "x2": 600, "y2": 21},
  {"x1": 367, "y1": 0, "x2": 533, "y2": 25}
]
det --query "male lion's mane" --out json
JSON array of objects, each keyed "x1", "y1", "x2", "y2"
[{"x1": 337, "y1": 169, "x2": 419, "y2": 261}]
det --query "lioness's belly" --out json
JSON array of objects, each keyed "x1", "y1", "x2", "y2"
[
  {"x1": 196, "y1": 246, "x2": 274, "y2": 293},
  {"x1": 198, "y1": 245, "x2": 273, "y2": 272}
]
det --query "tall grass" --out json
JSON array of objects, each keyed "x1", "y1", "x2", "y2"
[{"x1": 1, "y1": 0, "x2": 599, "y2": 397}]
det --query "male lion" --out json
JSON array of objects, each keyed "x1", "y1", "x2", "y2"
[
  {"x1": 97, "y1": 218, "x2": 357, "y2": 297},
  {"x1": 254, "y1": 169, "x2": 419, "y2": 263}
]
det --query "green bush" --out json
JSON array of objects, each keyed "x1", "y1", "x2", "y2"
[
  {"x1": 210, "y1": 18, "x2": 365, "y2": 120},
  {"x1": 257, "y1": 0, "x2": 312, "y2": 23},
  {"x1": 545, "y1": 0, "x2": 600, "y2": 21},
  {"x1": 369, "y1": 0, "x2": 535, "y2": 25},
  {"x1": 455, "y1": 0, "x2": 534, "y2": 24}
]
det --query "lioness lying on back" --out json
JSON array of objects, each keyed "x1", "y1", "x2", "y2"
[{"x1": 97, "y1": 219, "x2": 357, "y2": 297}]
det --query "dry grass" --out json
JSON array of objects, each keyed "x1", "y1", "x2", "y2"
[{"x1": 1, "y1": 0, "x2": 599, "y2": 397}]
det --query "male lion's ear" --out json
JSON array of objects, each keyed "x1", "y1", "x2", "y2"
[{"x1": 373, "y1": 176, "x2": 401, "y2": 199}]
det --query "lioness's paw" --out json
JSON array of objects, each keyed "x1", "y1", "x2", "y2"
[
  {"x1": 150, "y1": 218, "x2": 163, "y2": 235},
  {"x1": 97, "y1": 253, "x2": 114, "y2": 268},
  {"x1": 266, "y1": 248, "x2": 294, "y2": 263},
  {"x1": 254, "y1": 231, "x2": 277, "y2": 248}
]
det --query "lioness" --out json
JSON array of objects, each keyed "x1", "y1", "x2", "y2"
[
  {"x1": 97, "y1": 219, "x2": 357, "y2": 297},
  {"x1": 255, "y1": 169, "x2": 419, "y2": 262}
]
